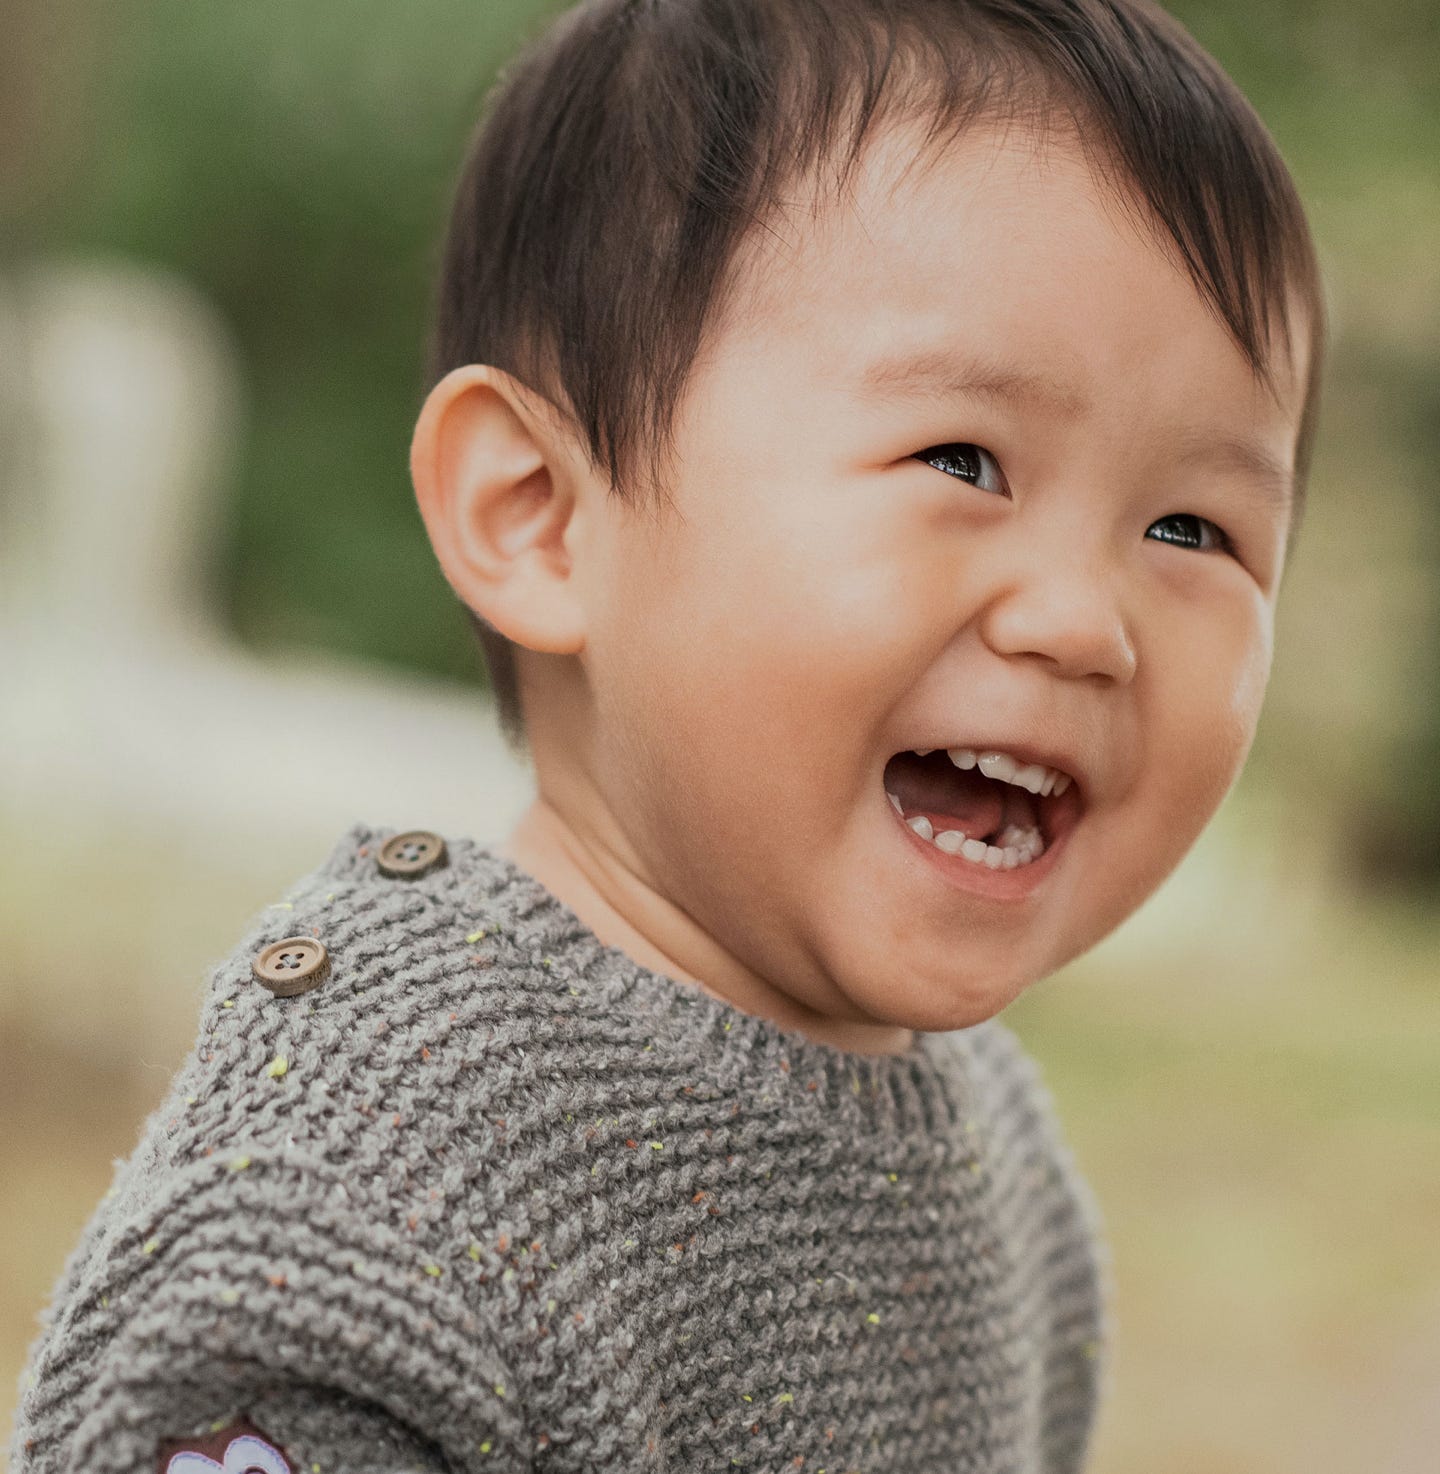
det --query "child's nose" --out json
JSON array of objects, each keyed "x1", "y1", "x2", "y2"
[{"x1": 975, "y1": 555, "x2": 1138, "y2": 686}]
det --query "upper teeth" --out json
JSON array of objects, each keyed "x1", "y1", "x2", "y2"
[{"x1": 911, "y1": 747, "x2": 1072, "y2": 796}]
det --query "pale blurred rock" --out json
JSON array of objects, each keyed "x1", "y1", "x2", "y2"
[{"x1": 0, "y1": 257, "x2": 533, "y2": 1067}]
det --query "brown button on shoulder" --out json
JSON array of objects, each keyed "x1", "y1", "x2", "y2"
[
  {"x1": 376, "y1": 829, "x2": 448, "y2": 878},
  {"x1": 252, "y1": 936, "x2": 331, "y2": 997}
]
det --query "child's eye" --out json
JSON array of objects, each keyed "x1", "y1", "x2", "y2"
[
  {"x1": 912, "y1": 442, "x2": 1007, "y2": 495},
  {"x1": 914, "y1": 445, "x2": 1238, "y2": 559},
  {"x1": 1146, "y1": 514, "x2": 1235, "y2": 556}
]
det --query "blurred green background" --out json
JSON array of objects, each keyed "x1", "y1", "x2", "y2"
[{"x1": 2, "y1": 2, "x2": 1437, "y2": 1471}]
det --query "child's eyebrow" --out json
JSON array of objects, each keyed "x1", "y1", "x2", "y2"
[
  {"x1": 852, "y1": 344, "x2": 1294, "y2": 517},
  {"x1": 1170, "y1": 427, "x2": 1295, "y2": 518},
  {"x1": 855, "y1": 344, "x2": 1091, "y2": 419}
]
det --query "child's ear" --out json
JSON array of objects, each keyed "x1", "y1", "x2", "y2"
[{"x1": 409, "y1": 364, "x2": 589, "y2": 656}]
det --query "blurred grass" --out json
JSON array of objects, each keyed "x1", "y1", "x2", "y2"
[{"x1": 1007, "y1": 885, "x2": 1440, "y2": 1471}]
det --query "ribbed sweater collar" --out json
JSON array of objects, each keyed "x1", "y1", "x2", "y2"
[{"x1": 322, "y1": 821, "x2": 985, "y2": 1144}]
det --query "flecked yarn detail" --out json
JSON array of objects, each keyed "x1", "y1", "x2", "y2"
[{"x1": 9, "y1": 821, "x2": 1110, "y2": 1474}]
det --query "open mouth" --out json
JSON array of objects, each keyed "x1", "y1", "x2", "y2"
[{"x1": 881, "y1": 748, "x2": 1084, "y2": 871}]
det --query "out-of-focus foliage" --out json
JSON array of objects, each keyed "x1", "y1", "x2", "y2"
[
  {"x1": 3, "y1": 0, "x2": 1437, "y2": 890},
  {"x1": 5, "y1": 0, "x2": 555, "y2": 677}
]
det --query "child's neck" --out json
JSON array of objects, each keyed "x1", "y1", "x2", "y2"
[{"x1": 499, "y1": 794, "x2": 916, "y2": 1057}]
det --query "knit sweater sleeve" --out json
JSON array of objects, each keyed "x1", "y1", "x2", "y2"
[
  {"x1": 8, "y1": 841, "x2": 530, "y2": 1474},
  {"x1": 8, "y1": 1147, "x2": 527, "y2": 1474}
]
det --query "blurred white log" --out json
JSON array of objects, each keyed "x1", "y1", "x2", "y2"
[{"x1": 0, "y1": 256, "x2": 534, "y2": 1068}]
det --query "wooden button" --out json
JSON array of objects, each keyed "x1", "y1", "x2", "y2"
[
  {"x1": 251, "y1": 936, "x2": 331, "y2": 997},
  {"x1": 376, "y1": 829, "x2": 448, "y2": 878}
]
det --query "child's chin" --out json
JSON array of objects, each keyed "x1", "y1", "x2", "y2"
[{"x1": 849, "y1": 968, "x2": 1033, "y2": 1035}]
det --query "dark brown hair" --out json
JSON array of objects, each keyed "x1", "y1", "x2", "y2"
[{"x1": 424, "y1": 0, "x2": 1327, "y2": 762}]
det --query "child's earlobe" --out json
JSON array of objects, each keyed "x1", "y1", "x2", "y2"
[{"x1": 409, "y1": 365, "x2": 589, "y2": 658}]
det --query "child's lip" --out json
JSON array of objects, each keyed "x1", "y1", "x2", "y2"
[{"x1": 889, "y1": 781, "x2": 1083, "y2": 902}]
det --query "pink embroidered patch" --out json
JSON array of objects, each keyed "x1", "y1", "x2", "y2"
[{"x1": 156, "y1": 1414, "x2": 292, "y2": 1473}]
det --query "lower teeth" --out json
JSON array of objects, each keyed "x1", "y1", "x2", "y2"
[{"x1": 885, "y1": 791, "x2": 1044, "y2": 870}]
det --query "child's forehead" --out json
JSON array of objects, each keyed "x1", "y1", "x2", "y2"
[
  {"x1": 721, "y1": 116, "x2": 1169, "y2": 350},
  {"x1": 727, "y1": 113, "x2": 1136, "y2": 309},
  {"x1": 714, "y1": 109, "x2": 1310, "y2": 430}
]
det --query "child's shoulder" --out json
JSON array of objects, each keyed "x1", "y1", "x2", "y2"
[
  {"x1": 168, "y1": 821, "x2": 555, "y2": 1172},
  {"x1": 962, "y1": 1010, "x2": 1111, "y2": 1264},
  {"x1": 21, "y1": 820, "x2": 548, "y2": 1378},
  {"x1": 10, "y1": 822, "x2": 537, "y2": 1470},
  {"x1": 56, "y1": 819, "x2": 562, "y2": 1267}
]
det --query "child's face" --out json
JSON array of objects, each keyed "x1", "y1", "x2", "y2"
[{"x1": 494, "y1": 114, "x2": 1307, "y2": 1046}]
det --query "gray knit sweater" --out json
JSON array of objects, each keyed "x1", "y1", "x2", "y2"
[{"x1": 10, "y1": 822, "x2": 1110, "y2": 1474}]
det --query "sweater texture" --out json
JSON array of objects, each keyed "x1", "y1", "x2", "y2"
[{"x1": 10, "y1": 821, "x2": 1111, "y2": 1474}]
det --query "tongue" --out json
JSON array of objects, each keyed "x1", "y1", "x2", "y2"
[{"x1": 892, "y1": 762, "x2": 1007, "y2": 840}]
